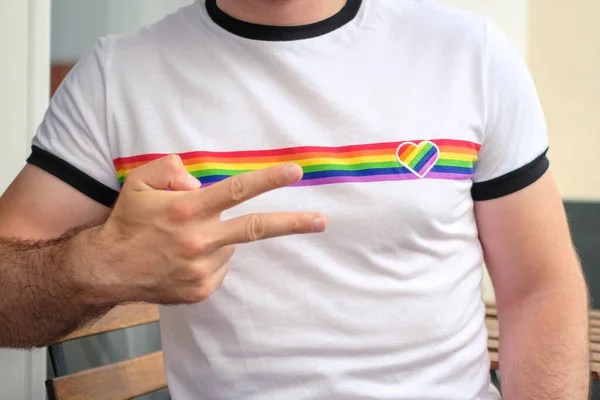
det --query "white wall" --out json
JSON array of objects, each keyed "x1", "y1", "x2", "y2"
[
  {"x1": 529, "y1": 0, "x2": 600, "y2": 201},
  {"x1": 51, "y1": 0, "x2": 192, "y2": 62},
  {"x1": 438, "y1": 0, "x2": 530, "y2": 57},
  {"x1": 0, "y1": 0, "x2": 50, "y2": 399}
]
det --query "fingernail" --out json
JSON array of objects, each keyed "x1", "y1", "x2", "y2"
[
  {"x1": 284, "y1": 164, "x2": 302, "y2": 180},
  {"x1": 312, "y1": 217, "x2": 326, "y2": 232}
]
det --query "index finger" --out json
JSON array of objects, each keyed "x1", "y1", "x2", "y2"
[{"x1": 192, "y1": 163, "x2": 303, "y2": 215}]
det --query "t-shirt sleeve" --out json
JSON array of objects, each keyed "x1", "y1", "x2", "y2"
[
  {"x1": 471, "y1": 18, "x2": 550, "y2": 201},
  {"x1": 27, "y1": 38, "x2": 119, "y2": 208}
]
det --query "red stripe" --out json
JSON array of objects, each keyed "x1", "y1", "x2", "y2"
[{"x1": 113, "y1": 139, "x2": 481, "y2": 166}]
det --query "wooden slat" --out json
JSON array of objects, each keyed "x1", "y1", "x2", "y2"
[
  {"x1": 590, "y1": 334, "x2": 600, "y2": 343},
  {"x1": 488, "y1": 302, "x2": 600, "y2": 322},
  {"x1": 50, "y1": 63, "x2": 75, "y2": 97},
  {"x1": 488, "y1": 338, "x2": 499, "y2": 350},
  {"x1": 590, "y1": 309, "x2": 600, "y2": 320},
  {"x1": 485, "y1": 318, "x2": 498, "y2": 332},
  {"x1": 485, "y1": 307, "x2": 497, "y2": 318},
  {"x1": 489, "y1": 349, "x2": 499, "y2": 371},
  {"x1": 57, "y1": 304, "x2": 160, "y2": 343},
  {"x1": 591, "y1": 326, "x2": 600, "y2": 335},
  {"x1": 593, "y1": 365, "x2": 600, "y2": 381},
  {"x1": 486, "y1": 303, "x2": 600, "y2": 380},
  {"x1": 48, "y1": 300, "x2": 600, "y2": 400},
  {"x1": 46, "y1": 351, "x2": 166, "y2": 400}
]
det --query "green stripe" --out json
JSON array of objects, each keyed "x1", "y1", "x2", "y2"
[
  {"x1": 191, "y1": 169, "x2": 251, "y2": 178},
  {"x1": 436, "y1": 159, "x2": 473, "y2": 168},
  {"x1": 190, "y1": 161, "x2": 403, "y2": 177},
  {"x1": 302, "y1": 161, "x2": 400, "y2": 173},
  {"x1": 408, "y1": 143, "x2": 433, "y2": 169}
]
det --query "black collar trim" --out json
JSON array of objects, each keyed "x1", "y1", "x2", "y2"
[{"x1": 205, "y1": 0, "x2": 362, "y2": 41}]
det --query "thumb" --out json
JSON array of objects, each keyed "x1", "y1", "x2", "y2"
[{"x1": 125, "y1": 155, "x2": 201, "y2": 191}]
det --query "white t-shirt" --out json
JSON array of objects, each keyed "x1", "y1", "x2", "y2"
[{"x1": 30, "y1": 0, "x2": 549, "y2": 398}]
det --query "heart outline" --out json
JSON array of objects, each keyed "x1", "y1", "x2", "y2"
[{"x1": 395, "y1": 141, "x2": 440, "y2": 179}]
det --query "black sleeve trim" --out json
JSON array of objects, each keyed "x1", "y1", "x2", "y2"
[
  {"x1": 27, "y1": 145, "x2": 119, "y2": 208},
  {"x1": 471, "y1": 148, "x2": 550, "y2": 201}
]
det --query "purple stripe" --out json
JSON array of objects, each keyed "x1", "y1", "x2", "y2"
[
  {"x1": 200, "y1": 172, "x2": 472, "y2": 188},
  {"x1": 292, "y1": 175, "x2": 417, "y2": 186},
  {"x1": 425, "y1": 172, "x2": 472, "y2": 180},
  {"x1": 292, "y1": 172, "x2": 472, "y2": 186},
  {"x1": 417, "y1": 154, "x2": 439, "y2": 175}
]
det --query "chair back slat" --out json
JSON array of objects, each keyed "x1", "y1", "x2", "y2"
[
  {"x1": 47, "y1": 301, "x2": 600, "y2": 399},
  {"x1": 56, "y1": 303, "x2": 159, "y2": 344},
  {"x1": 47, "y1": 304, "x2": 164, "y2": 399},
  {"x1": 46, "y1": 351, "x2": 166, "y2": 400},
  {"x1": 485, "y1": 302, "x2": 600, "y2": 381}
]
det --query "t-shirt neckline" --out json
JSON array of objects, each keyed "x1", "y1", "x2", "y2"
[{"x1": 204, "y1": 0, "x2": 362, "y2": 42}]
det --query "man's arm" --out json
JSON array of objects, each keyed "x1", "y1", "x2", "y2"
[
  {"x1": 0, "y1": 165, "x2": 113, "y2": 348},
  {"x1": 0, "y1": 158, "x2": 325, "y2": 349},
  {"x1": 0, "y1": 227, "x2": 113, "y2": 348},
  {"x1": 475, "y1": 170, "x2": 589, "y2": 399}
]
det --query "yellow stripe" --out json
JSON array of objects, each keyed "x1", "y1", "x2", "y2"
[{"x1": 184, "y1": 154, "x2": 399, "y2": 172}]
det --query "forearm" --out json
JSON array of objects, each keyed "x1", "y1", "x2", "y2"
[
  {"x1": 498, "y1": 281, "x2": 589, "y2": 399},
  {"x1": 0, "y1": 226, "x2": 114, "y2": 348}
]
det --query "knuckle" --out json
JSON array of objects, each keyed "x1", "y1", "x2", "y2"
[
  {"x1": 177, "y1": 236, "x2": 215, "y2": 259},
  {"x1": 291, "y1": 217, "x2": 304, "y2": 234},
  {"x1": 228, "y1": 176, "x2": 247, "y2": 202},
  {"x1": 163, "y1": 154, "x2": 183, "y2": 173},
  {"x1": 267, "y1": 171, "x2": 280, "y2": 188},
  {"x1": 192, "y1": 285, "x2": 213, "y2": 302},
  {"x1": 122, "y1": 169, "x2": 139, "y2": 186},
  {"x1": 246, "y1": 215, "x2": 265, "y2": 242},
  {"x1": 177, "y1": 238, "x2": 203, "y2": 259},
  {"x1": 189, "y1": 264, "x2": 209, "y2": 281},
  {"x1": 168, "y1": 201, "x2": 194, "y2": 222}
]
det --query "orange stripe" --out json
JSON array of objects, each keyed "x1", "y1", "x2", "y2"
[
  {"x1": 438, "y1": 145, "x2": 477, "y2": 155},
  {"x1": 398, "y1": 145, "x2": 414, "y2": 160}
]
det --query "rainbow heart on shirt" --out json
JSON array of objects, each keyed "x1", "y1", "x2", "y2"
[{"x1": 396, "y1": 141, "x2": 440, "y2": 179}]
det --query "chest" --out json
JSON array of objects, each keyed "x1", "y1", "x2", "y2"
[{"x1": 110, "y1": 48, "x2": 482, "y2": 249}]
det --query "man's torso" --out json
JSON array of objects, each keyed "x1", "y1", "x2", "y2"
[{"x1": 92, "y1": 1, "x2": 498, "y2": 398}]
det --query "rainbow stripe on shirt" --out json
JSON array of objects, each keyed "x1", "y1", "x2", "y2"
[{"x1": 113, "y1": 139, "x2": 480, "y2": 187}]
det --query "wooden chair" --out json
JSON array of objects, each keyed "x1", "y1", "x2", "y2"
[
  {"x1": 46, "y1": 301, "x2": 600, "y2": 399},
  {"x1": 46, "y1": 303, "x2": 166, "y2": 400},
  {"x1": 485, "y1": 302, "x2": 600, "y2": 381}
]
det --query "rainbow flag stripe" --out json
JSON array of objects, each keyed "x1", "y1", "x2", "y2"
[{"x1": 113, "y1": 139, "x2": 480, "y2": 187}]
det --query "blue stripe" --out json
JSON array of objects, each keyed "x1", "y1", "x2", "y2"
[
  {"x1": 430, "y1": 166, "x2": 474, "y2": 174},
  {"x1": 413, "y1": 147, "x2": 438, "y2": 172},
  {"x1": 199, "y1": 175, "x2": 230, "y2": 184},
  {"x1": 303, "y1": 167, "x2": 411, "y2": 180},
  {"x1": 197, "y1": 166, "x2": 474, "y2": 185}
]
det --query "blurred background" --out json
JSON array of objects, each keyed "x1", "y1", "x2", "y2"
[{"x1": 1, "y1": 0, "x2": 598, "y2": 398}]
